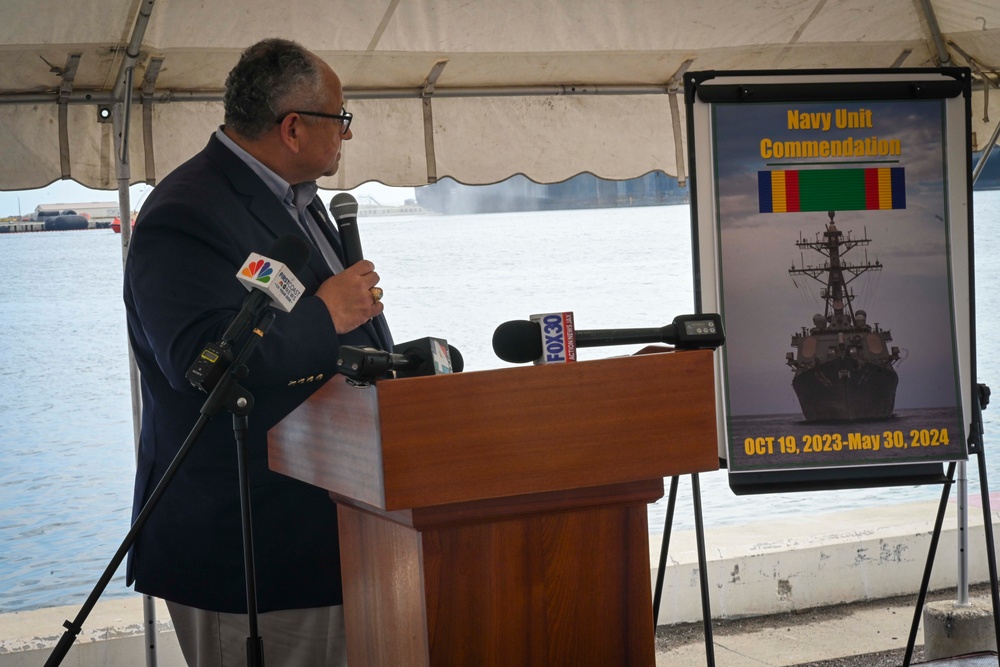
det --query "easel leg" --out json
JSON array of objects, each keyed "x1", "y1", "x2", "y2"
[
  {"x1": 652, "y1": 474, "x2": 716, "y2": 667},
  {"x1": 652, "y1": 476, "x2": 680, "y2": 624},
  {"x1": 692, "y1": 473, "x2": 716, "y2": 667},
  {"x1": 903, "y1": 462, "x2": 956, "y2": 667}
]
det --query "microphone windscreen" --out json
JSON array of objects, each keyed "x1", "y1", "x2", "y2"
[
  {"x1": 330, "y1": 192, "x2": 359, "y2": 219},
  {"x1": 492, "y1": 320, "x2": 543, "y2": 363},
  {"x1": 268, "y1": 234, "x2": 311, "y2": 274},
  {"x1": 448, "y1": 345, "x2": 465, "y2": 373}
]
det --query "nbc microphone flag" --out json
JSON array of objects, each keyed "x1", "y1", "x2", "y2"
[
  {"x1": 758, "y1": 168, "x2": 905, "y2": 213},
  {"x1": 236, "y1": 254, "x2": 305, "y2": 313}
]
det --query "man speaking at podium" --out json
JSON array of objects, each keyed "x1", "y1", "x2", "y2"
[{"x1": 123, "y1": 39, "x2": 392, "y2": 665}]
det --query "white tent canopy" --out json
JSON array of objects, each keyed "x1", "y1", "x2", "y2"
[
  {"x1": 0, "y1": 0, "x2": 997, "y2": 192},
  {"x1": 2, "y1": 5, "x2": 997, "y2": 661}
]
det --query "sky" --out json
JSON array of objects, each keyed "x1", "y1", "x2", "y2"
[{"x1": 0, "y1": 179, "x2": 415, "y2": 219}]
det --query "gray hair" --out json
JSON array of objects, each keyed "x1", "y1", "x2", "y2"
[{"x1": 223, "y1": 38, "x2": 329, "y2": 140}]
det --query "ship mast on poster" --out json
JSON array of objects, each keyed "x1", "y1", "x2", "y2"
[{"x1": 713, "y1": 98, "x2": 967, "y2": 472}]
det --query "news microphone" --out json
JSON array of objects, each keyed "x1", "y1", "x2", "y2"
[
  {"x1": 236, "y1": 236, "x2": 310, "y2": 311},
  {"x1": 330, "y1": 192, "x2": 362, "y2": 267},
  {"x1": 492, "y1": 313, "x2": 725, "y2": 364},
  {"x1": 187, "y1": 235, "x2": 310, "y2": 392},
  {"x1": 394, "y1": 337, "x2": 463, "y2": 378},
  {"x1": 337, "y1": 338, "x2": 464, "y2": 382},
  {"x1": 222, "y1": 235, "x2": 310, "y2": 341}
]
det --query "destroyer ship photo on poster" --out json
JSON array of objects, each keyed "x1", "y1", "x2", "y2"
[{"x1": 785, "y1": 211, "x2": 901, "y2": 422}]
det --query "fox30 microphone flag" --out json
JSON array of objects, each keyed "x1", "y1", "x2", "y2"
[{"x1": 529, "y1": 312, "x2": 576, "y2": 365}]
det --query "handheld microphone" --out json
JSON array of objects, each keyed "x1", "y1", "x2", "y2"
[
  {"x1": 492, "y1": 313, "x2": 725, "y2": 364},
  {"x1": 337, "y1": 338, "x2": 464, "y2": 382},
  {"x1": 330, "y1": 192, "x2": 362, "y2": 267},
  {"x1": 187, "y1": 235, "x2": 311, "y2": 392}
]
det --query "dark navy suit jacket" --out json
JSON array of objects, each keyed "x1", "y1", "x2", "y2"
[{"x1": 123, "y1": 134, "x2": 391, "y2": 612}]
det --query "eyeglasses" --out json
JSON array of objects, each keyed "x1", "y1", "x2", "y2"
[{"x1": 275, "y1": 108, "x2": 352, "y2": 135}]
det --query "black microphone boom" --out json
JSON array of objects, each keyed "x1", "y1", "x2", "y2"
[
  {"x1": 577, "y1": 325, "x2": 683, "y2": 347},
  {"x1": 330, "y1": 192, "x2": 363, "y2": 267},
  {"x1": 492, "y1": 313, "x2": 725, "y2": 364}
]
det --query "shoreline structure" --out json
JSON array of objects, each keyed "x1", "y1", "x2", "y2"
[{"x1": 2, "y1": 497, "x2": 996, "y2": 665}]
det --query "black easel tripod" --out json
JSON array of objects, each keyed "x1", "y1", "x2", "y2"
[{"x1": 44, "y1": 310, "x2": 277, "y2": 667}]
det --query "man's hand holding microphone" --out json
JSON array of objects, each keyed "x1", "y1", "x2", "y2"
[{"x1": 316, "y1": 259, "x2": 383, "y2": 333}]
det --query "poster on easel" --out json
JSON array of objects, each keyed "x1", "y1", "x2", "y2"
[{"x1": 686, "y1": 69, "x2": 973, "y2": 486}]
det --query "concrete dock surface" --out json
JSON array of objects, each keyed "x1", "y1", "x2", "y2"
[
  {"x1": 2, "y1": 585, "x2": 997, "y2": 665},
  {"x1": 3, "y1": 499, "x2": 998, "y2": 665},
  {"x1": 655, "y1": 583, "x2": 997, "y2": 666}
]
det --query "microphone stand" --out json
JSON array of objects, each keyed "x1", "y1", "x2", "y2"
[{"x1": 45, "y1": 310, "x2": 276, "y2": 667}]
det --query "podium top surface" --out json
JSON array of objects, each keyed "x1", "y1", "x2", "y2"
[{"x1": 269, "y1": 349, "x2": 719, "y2": 511}]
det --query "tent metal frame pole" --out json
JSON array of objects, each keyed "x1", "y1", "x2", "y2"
[
  {"x1": 1, "y1": 73, "x2": 998, "y2": 107},
  {"x1": 915, "y1": 0, "x2": 953, "y2": 65},
  {"x1": 973, "y1": 119, "x2": 1000, "y2": 185},
  {"x1": 111, "y1": 1, "x2": 158, "y2": 665},
  {"x1": 0, "y1": 83, "x2": 673, "y2": 106},
  {"x1": 113, "y1": 94, "x2": 157, "y2": 667},
  {"x1": 113, "y1": 0, "x2": 156, "y2": 102},
  {"x1": 957, "y1": 460, "x2": 970, "y2": 606}
]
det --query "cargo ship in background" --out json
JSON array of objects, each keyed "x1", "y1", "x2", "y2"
[
  {"x1": 785, "y1": 211, "x2": 901, "y2": 422},
  {"x1": 0, "y1": 202, "x2": 122, "y2": 232}
]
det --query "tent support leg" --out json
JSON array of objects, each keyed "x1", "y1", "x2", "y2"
[{"x1": 113, "y1": 96, "x2": 157, "y2": 667}]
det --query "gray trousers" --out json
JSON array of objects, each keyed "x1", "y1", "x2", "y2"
[{"x1": 166, "y1": 600, "x2": 347, "y2": 666}]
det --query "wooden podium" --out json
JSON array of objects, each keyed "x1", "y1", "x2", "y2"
[{"x1": 269, "y1": 349, "x2": 718, "y2": 666}]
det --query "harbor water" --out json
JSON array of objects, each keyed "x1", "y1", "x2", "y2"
[{"x1": 1, "y1": 191, "x2": 998, "y2": 613}]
